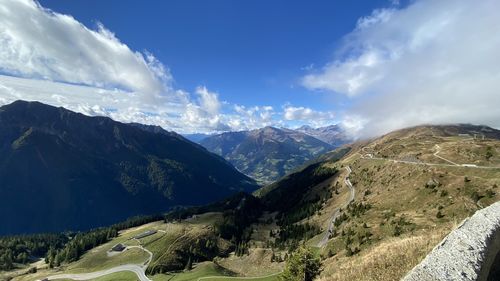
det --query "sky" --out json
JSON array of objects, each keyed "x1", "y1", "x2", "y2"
[{"x1": 0, "y1": 0, "x2": 499, "y2": 137}]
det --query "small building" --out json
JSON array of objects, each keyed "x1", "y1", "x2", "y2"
[
  {"x1": 134, "y1": 230, "x2": 157, "y2": 239},
  {"x1": 111, "y1": 243, "x2": 126, "y2": 252}
]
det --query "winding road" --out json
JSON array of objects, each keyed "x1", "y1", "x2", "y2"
[
  {"x1": 361, "y1": 148, "x2": 499, "y2": 170},
  {"x1": 47, "y1": 245, "x2": 153, "y2": 281},
  {"x1": 47, "y1": 264, "x2": 151, "y2": 281},
  {"x1": 317, "y1": 166, "x2": 355, "y2": 248}
]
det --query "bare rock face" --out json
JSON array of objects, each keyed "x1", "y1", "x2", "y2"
[{"x1": 403, "y1": 202, "x2": 500, "y2": 281}]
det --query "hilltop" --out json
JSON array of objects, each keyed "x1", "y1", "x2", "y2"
[
  {"x1": 0, "y1": 101, "x2": 257, "y2": 235},
  {"x1": 200, "y1": 126, "x2": 334, "y2": 183},
  {"x1": 315, "y1": 124, "x2": 500, "y2": 280}
]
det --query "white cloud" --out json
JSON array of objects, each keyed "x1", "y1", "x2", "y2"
[
  {"x1": 0, "y1": 0, "x2": 340, "y2": 134},
  {"x1": 195, "y1": 86, "x2": 221, "y2": 116},
  {"x1": 0, "y1": 0, "x2": 237, "y2": 133},
  {"x1": 302, "y1": 0, "x2": 500, "y2": 137},
  {"x1": 283, "y1": 105, "x2": 335, "y2": 127},
  {"x1": 177, "y1": 87, "x2": 232, "y2": 132},
  {"x1": 0, "y1": 0, "x2": 170, "y2": 96},
  {"x1": 0, "y1": 74, "x2": 294, "y2": 133},
  {"x1": 229, "y1": 105, "x2": 278, "y2": 130},
  {"x1": 0, "y1": 74, "x2": 179, "y2": 129}
]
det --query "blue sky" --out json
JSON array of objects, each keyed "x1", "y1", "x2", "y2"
[
  {"x1": 1, "y1": 0, "x2": 499, "y2": 136},
  {"x1": 38, "y1": 0, "x2": 394, "y2": 112}
]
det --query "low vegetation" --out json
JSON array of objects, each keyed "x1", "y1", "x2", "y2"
[{"x1": 3, "y1": 124, "x2": 500, "y2": 281}]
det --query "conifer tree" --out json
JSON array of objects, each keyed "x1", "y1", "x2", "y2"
[{"x1": 280, "y1": 246, "x2": 321, "y2": 281}]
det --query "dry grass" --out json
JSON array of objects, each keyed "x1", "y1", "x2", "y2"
[
  {"x1": 315, "y1": 126, "x2": 500, "y2": 280},
  {"x1": 319, "y1": 227, "x2": 452, "y2": 281},
  {"x1": 218, "y1": 248, "x2": 284, "y2": 276}
]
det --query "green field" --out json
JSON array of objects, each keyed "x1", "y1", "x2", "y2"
[
  {"x1": 66, "y1": 247, "x2": 149, "y2": 273},
  {"x1": 151, "y1": 262, "x2": 281, "y2": 281},
  {"x1": 196, "y1": 275, "x2": 281, "y2": 281},
  {"x1": 151, "y1": 262, "x2": 234, "y2": 281}
]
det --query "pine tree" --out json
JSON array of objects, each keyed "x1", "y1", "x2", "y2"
[
  {"x1": 65, "y1": 245, "x2": 78, "y2": 262},
  {"x1": 54, "y1": 251, "x2": 63, "y2": 267},
  {"x1": 280, "y1": 246, "x2": 321, "y2": 281}
]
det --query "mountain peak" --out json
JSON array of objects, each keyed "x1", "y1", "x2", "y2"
[
  {"x1": 296, "y1": 124, "x2": 351, "y2": 146},
  {"x1": 298, "y1": 124, "x2": 313, "y2": 130},
  {"x1": 200, "y1": 126, "x2": 333, "y2": 183}
]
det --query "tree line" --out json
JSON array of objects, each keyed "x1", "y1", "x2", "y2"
[
  {"x1": 0, "y1": 233, "x2": 67, "y2": 270},
  {"x1": 0, "y1": 214, "x2": 163, "y2": 270}
]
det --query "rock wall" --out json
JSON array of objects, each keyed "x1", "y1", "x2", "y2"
[{"x1": 403, "y1": 201, "x2": 500, "y2": 281}]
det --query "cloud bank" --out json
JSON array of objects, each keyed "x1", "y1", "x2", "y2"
[
  {"x1": 303, "y1": 0, "x2": 500, "y2": 137},
  {"x1": 0, "y1": 0, "x2": 337, "y2": 133},
  {"x1": 283, "y1": 106, "x2": 335, "y2": 127},
  {"x1": 0, "y1": 0, "x2": 169, "y2": 96}
]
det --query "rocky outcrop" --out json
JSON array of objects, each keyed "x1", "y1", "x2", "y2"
[{"x1": 403, "y1": 202, "x2": 500, "y2": 281}]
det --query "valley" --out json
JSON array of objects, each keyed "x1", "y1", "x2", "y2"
[
  {"x1": 2, "y1": 124, "x2": 498, "y2": 281},
  {"x1": 6, "y1": 215, "x2": 282, "y2": 281},
  {"x1": 199, "y1": 126, "x2": 340, "y2": 184}
]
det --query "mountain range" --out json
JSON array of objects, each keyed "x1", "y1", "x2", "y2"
[
  {"x1": 200, "y1": 126, "x2": 334, "y2": 183},
  {"x1": 1, "y1": 120, "x2": 499, "y2": 281},
  {"x1": 182, "y1": 133, "x2": 214, "y2": 143},
  {"x1": 0, "y1": 100, "x2": 257, "y2": 235},
  {"x1": 296, "y1": 124, "x2": 351, "y2": 147}
]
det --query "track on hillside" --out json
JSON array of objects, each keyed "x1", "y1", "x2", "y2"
[{"x1": 317, "y1": 166, "x2": 355, "y2": 248}]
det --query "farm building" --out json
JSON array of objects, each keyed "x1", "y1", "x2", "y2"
[{"x1": 111, "y1": 243, "x2": 126, "y2": 252}]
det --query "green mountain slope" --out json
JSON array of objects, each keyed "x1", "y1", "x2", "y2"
[
  {"x1": 200, "y1": 126, "x2": 333, "y2": 183},
  {"x1": 5, "y1": 124, "x2": 500, "y2": 281},
  {"x1": 0, "y1": 100, "x2": 257, "y2": 235}
]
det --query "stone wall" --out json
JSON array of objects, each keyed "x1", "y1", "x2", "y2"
[{"x1": 403, "y1": 202, "x2": 500, "y2": 281}]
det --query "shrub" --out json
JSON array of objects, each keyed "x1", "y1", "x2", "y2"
[
  {"x1": 470, "y1": 191, "x2": 481, "y2": 202},
  {"x1": 436, "y1": 210, "x2": 445, "y2": 219},
  {"x1": 486, "y1": 189, "x2": 496, "y2": 198}
]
